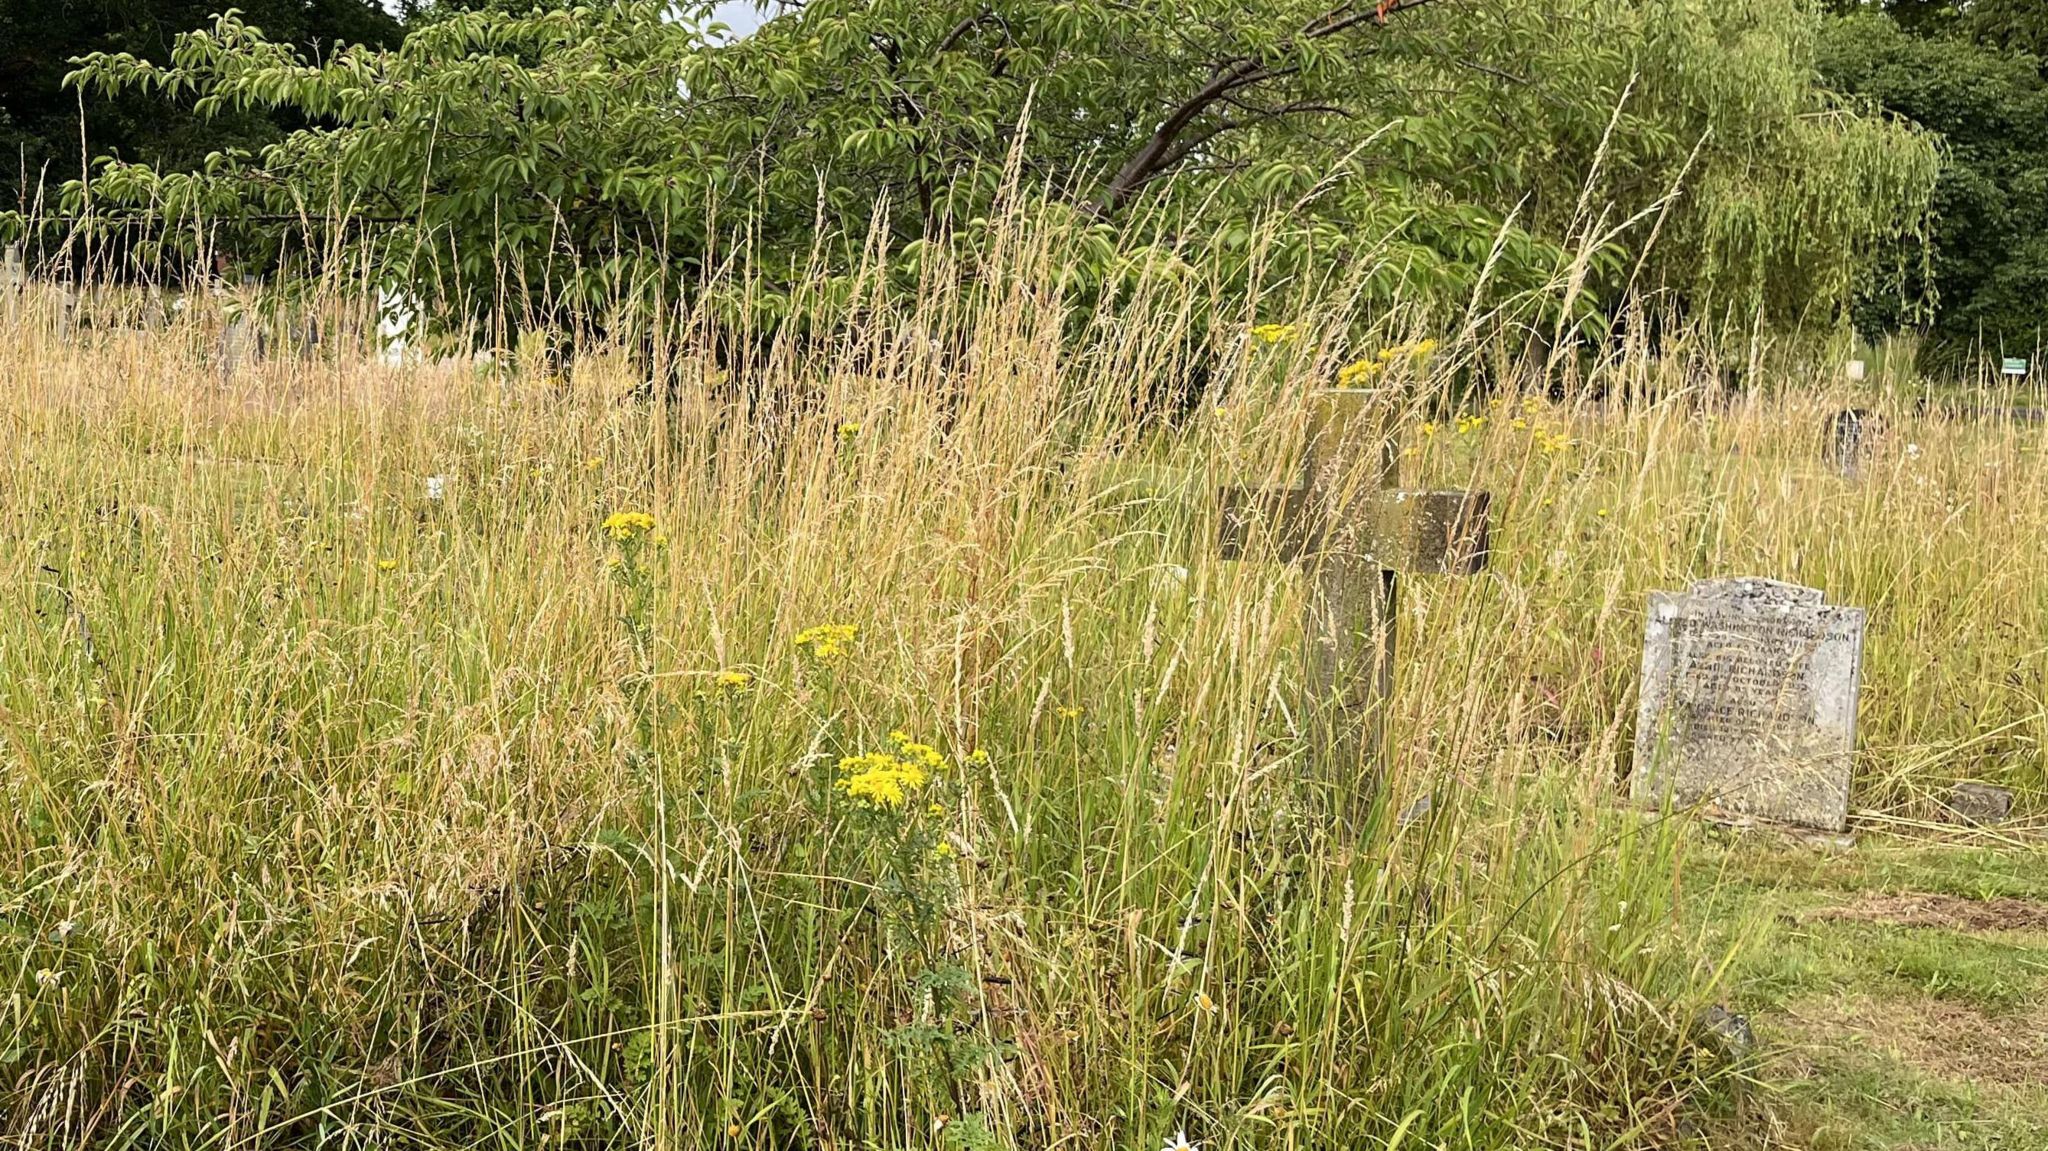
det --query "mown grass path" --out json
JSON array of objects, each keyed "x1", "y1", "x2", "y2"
[{"x1": 1694, "y1": 832, "x2": 2048, "y2": 1148}]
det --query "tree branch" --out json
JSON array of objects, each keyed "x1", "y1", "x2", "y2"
[
  {"x1": 935, "y1": 11, "x2": 992, "y2": 53},
  {"x1": 1092, "y1": 0, "x2": 1439, "y2": 216}
]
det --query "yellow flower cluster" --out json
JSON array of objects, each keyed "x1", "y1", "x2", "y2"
[
  {"x1": 887, "y1": 729, "x2": 949, "y2": 774},
  {"x1": 715, "y1": 670, "x2": 753, "y2": 692},
  {"x1": 1338, "y1": 339, "x2": 1440, "y2": 386},
  {"x1": 835, "y1": 751, "x2": 929, "y2": 810},
  {"x1": 795, "y1": 623, "x2": 857, "y2": 662},
  {"x1": 838, "y1": 422, "x2": 862, "y2": 441},
  {"x1": 1250, "y1": 323, "x2": 1302, "y2": 345},
  {"x1": 834, "y1": 732, "x2": 952, "y2": 811},
  {"x1": 603, "y1": 510, "x2": 657, "y2": 541},
  {"x1": 1425, "y1": 395, "x2": 1571, "y2": 455}
]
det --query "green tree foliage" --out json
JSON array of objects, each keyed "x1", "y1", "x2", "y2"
[
  {"x1": 46, "y1": 0, "x2": 1937, "y2": 345},
  {"x1": 1819, "y1": 12, "x2": 2048, "y2": 361},
  {"x1": 1825, "y1": 0, "x2": 2048, "y2": 56},
  {"x1": 1969, "y1": 0, "x2": 2048, "y2": 57},
  {"x1": 0, "y1": 0, "x2": 402, "y2": 212}
]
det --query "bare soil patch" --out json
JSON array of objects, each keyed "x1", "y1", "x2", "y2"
[
  {"x1": 1773, "y1": 994, "x2": 2048, "y2": 1089},
  {"x1": 1801, "y1": 893, "x2": 2048, "y2": 933}
]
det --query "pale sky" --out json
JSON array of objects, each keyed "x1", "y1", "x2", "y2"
[
  {"x1": 706, "y1": 1, "x2": 773, "y2": 39},
  {"x1": 377, "y1": 2, "x2": 779, "y2": 39}
]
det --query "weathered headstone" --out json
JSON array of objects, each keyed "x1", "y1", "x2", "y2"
[
  {"x1": 1825, "y1": 408, "x2": 1879, "y2": 480},
  {"x1": 1631, "y1": 578, "x2": 1866, "y2": 832},
  {"x1": 1218, "y1": 390, "x2": 1490, "y2": 818}
]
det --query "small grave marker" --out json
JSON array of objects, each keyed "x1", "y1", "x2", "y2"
[
  {"x1": 1218, "y1": 390, "x2": 1490, "y2": 815},
  {"x1": 1943, "y1": 782, "x2": 2013, "y2": 827},
  {"x1": 1631, "y1": 578, "x2": 1866, "y2": 832},
  {"x1": 1844, "y1": 359, "x2": 1866, "y2": 383}
]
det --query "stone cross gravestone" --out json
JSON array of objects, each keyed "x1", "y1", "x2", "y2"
[
  {"x1": 1217, "y1": 390, "x2": 1491, "y2": 817},
  {"x1": 1631, "y1": 578, "x2": 1866, "y2": 831}
]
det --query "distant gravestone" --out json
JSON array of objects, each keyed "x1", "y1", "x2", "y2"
[
  {"x1": 221, "y1": 275, "x2": 266, "y2": 378},
  {"x1": 1825, "y1": 409, "x2": 1878, "y2": 480},
  {"x1": 2, "y1": 243, "x2": 21, "y2": 324},
  {"x1": 1631, "y1": 578, "x2": 1867, "y2": 832}
]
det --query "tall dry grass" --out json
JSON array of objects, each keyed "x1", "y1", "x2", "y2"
[{"x1": 0, "y1": 221, "x2": 2041, "y2": 1149}]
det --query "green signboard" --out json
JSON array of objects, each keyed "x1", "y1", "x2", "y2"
[{"x1": 2002, "y1": 357, "x2": 2029, "y2": 376}]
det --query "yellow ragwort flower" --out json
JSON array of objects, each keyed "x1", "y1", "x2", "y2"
[
  {"x1": 603, "y1": 510, "x2": 658, "y2": 542},
  {"x1": 1056, "y1": 705, "x2": 1084, "y2": 721},
  {"x1": 1337, "y1": 359, "x2": 1384, "y2": 387},
  {"x1": 834, "y1": 749, "x2": 930, "y2": 810},
  {"x1": 795, "y1": 623, "x2": 857, "y2": 663},
  {"x1": 715, "y1": 670, "x2": 753, "y2": 692},
  {"x1": 1250, "y1": 323, "x2": 1301, "y2": 345},
  {"x1": 377, "y1": 558, "x2": 398, "y2": 571}
]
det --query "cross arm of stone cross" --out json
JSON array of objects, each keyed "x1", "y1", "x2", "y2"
[
  {"x1": 1214, "y1": 387, "x2": 1491, "y2": 574},
  {"x1": 1216, "y1": 485, "x2": 1491, "y2": 573}
]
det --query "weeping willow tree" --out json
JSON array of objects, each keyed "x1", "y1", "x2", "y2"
[
  {"x1": 39, "y1": 0, "x2": 1938, "y2": 344},
  {"x1": 1620, "y1": 0, "x2": 1943, "y2": 329}
]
